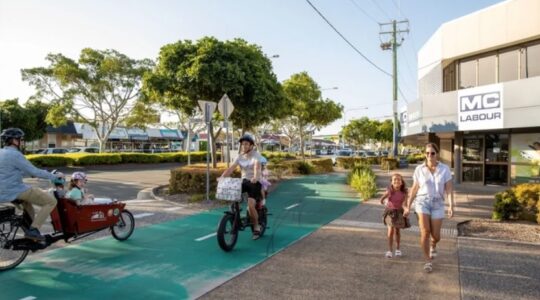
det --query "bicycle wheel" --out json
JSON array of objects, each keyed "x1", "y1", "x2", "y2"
[
  {"x1": 0, "y1": 221, "x2": 29, "y2": 271},
  {"x1": 217, "y1": 214, "x2": 238, "y2": 252},
  {"x1": 111, "y1": 210, "x2": 135, "y2": 241}
]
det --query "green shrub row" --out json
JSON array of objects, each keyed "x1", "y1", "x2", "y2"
[
  {"x1": 493, "y1": 183, "x2": 540, "y2": 224},
  {"x1": 380, "y1": 157, "x2": 398, "y2": 170},
  {"x1": 26, "y1": 152, "x2": 215, "y2": 167},
  {"x1": 347, "y1": 164, "x2": 377, "y2": 201},
  {"x1": 336, "y1": 157, "x2": 380, "y2": 169},
  {"x1": 407, "y1": 154, "x2": 425, "y2": 164},
  {"x1": 261, "y1": 151, "x2": 295, "y2": 160}
]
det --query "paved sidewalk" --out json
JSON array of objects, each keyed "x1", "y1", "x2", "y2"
[{"x1": 202, "y1": 164, "x2": 540, "y2": 300}]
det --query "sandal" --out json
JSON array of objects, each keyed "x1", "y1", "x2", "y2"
[
  {"x1": 424, "y1": 262, "x2": 433, "y2": 273},
  {"x1": 395, "y1": 250, "x2": 402, "y2": 257},
  {"x1": 430, "y1": 247, "x2": 438, "y2": 258},
  {"x1": 252, "y1": 230, "x2": 261, "y2": 240},
  {"x1": 385, "y1": 251, "x2": 393, "y2": 258}
]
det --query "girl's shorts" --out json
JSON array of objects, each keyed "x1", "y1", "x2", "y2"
[{"x1": 415, "y1": 196, "x2": 445, "y2": 219}]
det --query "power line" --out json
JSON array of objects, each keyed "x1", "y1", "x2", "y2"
[
  {"x1": 348, "y1": 0, "x2": 379, "y2": 25},
  {"x1": 370, "y1": 0, "x2": 391, "y2": 20},
  {"x1": 305, "y1": 0, "x2": 391, "y2": 77}
]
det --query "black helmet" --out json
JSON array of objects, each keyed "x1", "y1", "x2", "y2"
[
  {"x1": 1, "y1": 128, "x2": 25, "y2": 144},
  {"x1": 238, "y1": 134, "x2": 255, "y2": 145}
]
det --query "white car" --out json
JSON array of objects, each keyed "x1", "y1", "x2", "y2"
[
  {"x1": 36, "y1": 148, "x2": 69, "y2": 154},
  {"x1": 67, "y1": 147, "x2": 100, "y2": 153}
]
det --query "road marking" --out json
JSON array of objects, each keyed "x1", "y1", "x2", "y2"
[
  {"x1": 19, "y1": 297, "x2": 36, "y2": 300},
  {"x1": 133, "y1": 213, "x2": 155, "y2": 219},
  {"x1": 125, "y1": 200, "x2": 155, "y2": 204},
  {"x1": 164, "y1": 207, "x2": 183, "y2": 211},
  {"x1": 195, "y1": 233, "x2": 216, "y2": 241},
  {"x1": 285, "y1": 203, "x2": 300, "y2": 210}
]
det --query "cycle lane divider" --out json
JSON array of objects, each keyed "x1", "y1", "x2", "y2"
[{"x1": 2, "y1": 173, "x2": 359, "y2": 300}]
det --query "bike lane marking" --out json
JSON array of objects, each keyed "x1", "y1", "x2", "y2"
[
  {"x1": 285, "y1": 203, "x2": 300, "y2": 210},
  {"x1": 19, "y1": 297, "x2": 36, "y2": 300},
  {"x1": 195, "y1": 233, "x2": 217, "y2": 241},
  {"x1": 1, "y1": 173, "x2": 360, "y2": 300},
  {"x1": 133, "y1": 212, "x2": 154, "y2": 219}
]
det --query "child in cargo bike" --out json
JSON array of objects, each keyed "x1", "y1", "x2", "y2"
[{"x1": 66, "y1": 172, "x2": 95, "y2": 205}]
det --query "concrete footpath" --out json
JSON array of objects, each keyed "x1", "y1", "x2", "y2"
[{"x1": 202, "y1": 165, "x2": 540, "y2": 300}]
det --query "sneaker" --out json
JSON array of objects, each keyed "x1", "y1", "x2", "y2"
[
  {"x1": 423, "y1": 262, "x2": 433, "y2": 273},
  {"x1": 24, "y1": 227, "x2": 45, "y2": 242},
  {"x1": 430, "y1": 247, "x2": 438, "y2": 258},
  {"x1": 385, "y1": 251, "x2": 393, "y2": 258},
  {"x1": 395, "y1": 250, "x2": 402, "y2": 257}
]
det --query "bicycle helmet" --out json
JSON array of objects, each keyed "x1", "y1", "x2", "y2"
[
  {"x1": 238, "y1": 134, "x2": 255, "y2": 145},
  {"x1": 71, "y1": 171, "x2": 87, "y2": 181},
  {"x1": 1, "y1": 128, "x2": 25, "y2": 144}
]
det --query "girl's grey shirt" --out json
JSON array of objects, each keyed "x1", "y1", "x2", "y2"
[
  {"x1": 234, "y1": 150, "x2": 263, "y2": 180},
  {"x1": 0, "y1": 146, "x2": 57, "y2": 203},
  {"x1": 412, "y1": 162, "x2": 452, "y2": 199}
]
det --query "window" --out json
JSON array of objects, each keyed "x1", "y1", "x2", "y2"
[
  {"x1": 459, "y1": 59, "x2": 476, "y2": 89},
  {"x1": 443, "y1": 63, "x2": 456, "y2": 92},
  {"x1": 527, "y1": 42, "x2": 540, "y2": 78},
  {"x1": 478, "y1": 54, "x2": 496, "y2": 85},
  {"x1": 498, "y1": 49, "x2": 519, "y2": 82}
]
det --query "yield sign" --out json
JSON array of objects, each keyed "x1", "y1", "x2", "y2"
[
  {"x1": 198, "y1": 100, "x2": 217, "y2": 123},
  {"x1": 217, "y1": 94, "x2": 234, "y2": 119}
]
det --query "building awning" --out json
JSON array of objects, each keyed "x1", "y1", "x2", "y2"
[
  {"x1": 127, "y1": 128, "x2": 149, "y2": 141},
  {"x1": 160, "y1": 129, "x2": 183, "y2": 140}
]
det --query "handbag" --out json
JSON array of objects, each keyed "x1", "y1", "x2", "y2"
[{"x1": 216, "y1": 177, "x2": 243, "y2": 201}]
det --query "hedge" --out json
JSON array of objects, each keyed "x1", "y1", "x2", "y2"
[
  {"x1": 347, "y1": 164, "x2": 377, "y2": 201},
  {"x1": 380, "y1": 157, "x2": 398, "y2": 170},
  {"x1": 27, "y1": 155, "x2": 75, "y2": 168},
  {"x1": 336, "y1": 157, "x2": 380, "y2": 169},
  {"x1": 493, "y1": 183, "x2": 540, "y2": 223}
]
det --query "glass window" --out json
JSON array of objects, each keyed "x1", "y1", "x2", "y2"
[
  {"x1": 463, "y1": 138, "x2": 483, "y2": 162},
  {"x1": 498, "y1": 50, "x2": 519, "y2": 82},
  {"x1": 443, "y1": 63, "x2": 456, "y2": 92},
  {"x1": 478, "y1": 55, "x2": 496, "y2": 86},
  {"x1": 459, "y1": 59, "x2": 476, "y2": 89},
  {"x1": 527, "y1": 43, "x2": 540, "y2": 78},
  {"x1": 485, "y1": 165, "x2": 508, "y2": 185},
  {"x1": 463, "y1": 164, "x2": 483, "y2": 182},
  {"x1": 485, "y1": 134, "x2": 509, "y2": 163}
]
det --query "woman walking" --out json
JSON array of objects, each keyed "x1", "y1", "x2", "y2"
[{"x1": 404, "y1": 143, "x2": 455, "y2": 273}]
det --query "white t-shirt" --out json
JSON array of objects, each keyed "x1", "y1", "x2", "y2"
[
  {"x1": 234, "y1": 150, "x2": 263, "y2": 180},
  {"x1": 413, "y1": 162, "x2": 452, "y2": 199}
]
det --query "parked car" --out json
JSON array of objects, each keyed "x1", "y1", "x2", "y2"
[
  {"x1": 364, "y1": 151, "x2": 378, "y2": 158},
  {"x1": 36, "y1": 148, "x2": 69, "y2": 154},
  {"x1": 67, "y1": 147, "x2": 99, "y2": 153}
]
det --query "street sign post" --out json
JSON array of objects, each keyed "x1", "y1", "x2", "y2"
[
  {"x1": 197, "y1": 100, "x2": 217, "y2": 202},
  {"x1": 218, "y1": 94, "x2": 235, "y2": 167}
]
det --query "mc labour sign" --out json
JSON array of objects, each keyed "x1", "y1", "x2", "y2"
[{"x1": 458, "y1": 84, "x2": 503, "y2": 131}]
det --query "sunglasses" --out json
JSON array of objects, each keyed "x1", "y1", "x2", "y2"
[{"x1": 425, "y1": 151, "x2": 437, "y2": 156}]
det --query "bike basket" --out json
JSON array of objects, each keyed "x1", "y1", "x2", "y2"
[
  {"x1": 216, "y1": 177, "x2": 243, "y2": 201},
  {"x1": 0, "y1": 206, "x2": 15, "y2": 220}
]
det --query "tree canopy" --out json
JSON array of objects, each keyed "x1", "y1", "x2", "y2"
[
  {"x1": 282, "y1": 72, "x2": 343, "y2": 158},
  {"x1": 0, "y1": 98, "x2": 51, "y2": 142},
  {"x1": 21, "y1": 48, "x2": 154, "y2": 152}
]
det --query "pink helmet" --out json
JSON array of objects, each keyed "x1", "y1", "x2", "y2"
[{"x1": 71, "y1": 171, "x2": 87, "y2": 181}]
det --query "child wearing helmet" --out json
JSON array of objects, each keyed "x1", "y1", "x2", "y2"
[
  {"x1": 67, "y1": 171, "x2": 95, "y2": 205},
  {"x1": 259, "y1": 156, "x2": 271, "y2": 206},
  {"x1": 48, "y1": 171, "x2": 66, "y2": 200}
]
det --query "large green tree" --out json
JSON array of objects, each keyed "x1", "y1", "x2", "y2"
[
  {"x1": 21, "y1": 48, "x2": 154, "y2": 152},
  {"x1": 282, "y1": 72, "x2": 343, "y2": 159},
  {"x1": 342, "y1": 117, "x2": 378, "y2": 148},
  {"x1": 144, "y1": 37, "x2": 287, "y2": 166},
  {"x1": 0, "y1": 98, "x2": 51, "y2": 143}
]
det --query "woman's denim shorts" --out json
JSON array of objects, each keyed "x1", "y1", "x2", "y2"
[{"x1": 415, "y1": 195, "x2": 445, "y2": 219}]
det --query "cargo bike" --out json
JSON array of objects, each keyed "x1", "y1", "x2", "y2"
[
  {"x1": 0, "y1": 194, "x2": 135, "y2": 271},
  {"x1": 216, "y1": 177, "x2": 270, "y2": 252}
]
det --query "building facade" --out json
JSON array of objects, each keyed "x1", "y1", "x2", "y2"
[{"x1": 402, "y1": 0, "x2": 540, "y2": 185}]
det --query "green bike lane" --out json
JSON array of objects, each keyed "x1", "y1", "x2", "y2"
[{"x1": 1, "y1": 173, "x2": 359, "y2": 299}]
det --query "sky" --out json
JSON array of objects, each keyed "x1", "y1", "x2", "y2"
[{"x1": 0, "y1": 0, "x2": 504, "y2": 135}]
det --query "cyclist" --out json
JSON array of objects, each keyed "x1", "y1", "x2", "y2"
[
  {"x1": 0, "y1": 128, "x2": 64, "y2": 241},
  {"x1": 219, "y1": 134, "x2": 264, "y2": 240}
]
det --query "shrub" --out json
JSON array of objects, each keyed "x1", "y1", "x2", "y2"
[
  {"x1": 73, "y1": 154, "x2": 123, "y2": 165},
  {"x1": 169, "y1": 163, "x2": 240, "y2": 195},
  {"x1": 119, "y1": 153, "x2": 162, "y2": 164},
  {"x1": 347, "y1": 167, "x2": 377, "y2": 201},
  {"x1": 381, "y1": 157, "x2": 398, "y2": 170},
  {"x1": 309, "y1": 158, "x2": 333, "y2": 173},
  {"x1": 27, "y1": 155, "x2": 74, "y2": 167},
  {"x1": 492, "y1": 190, "x2": 522, "y2": 221},
  {"x1": 407, "y1": 154, "x2": 425, "y2": 164},
  {"x1": 296, "y1": 161, "x2": 315, "y2": 175}
]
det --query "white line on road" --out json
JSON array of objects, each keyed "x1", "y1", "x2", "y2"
[
  {"x1": 164, "y1": 207, "x2": 183, "y2": 211},
  {"x1": 195, "y1": 233, "x2": 216, "y2": 241},
  {"x1": 125, "y1": 200, "x2": 156, "y2": 204},
  {"x1": 285, "y1": 203, "x2": 300, "y2": 210},
  {"x1": 19, "y1": 297, "x2": 36, "y2": 300},
  {"x1": 133, "y1": 213, "x2": 155, "y2": 219}
]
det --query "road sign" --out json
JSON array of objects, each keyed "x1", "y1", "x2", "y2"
[
  {"x1": 198, "y1": 100, "x2": 217, "y2": 123},
  {"x1": 217, "y1": 94, "x2": 234, "y2": 119}
]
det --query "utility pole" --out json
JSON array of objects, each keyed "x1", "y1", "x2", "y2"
[{"x1": 380, "y1": 20, "x2": 409, "y2": 158}]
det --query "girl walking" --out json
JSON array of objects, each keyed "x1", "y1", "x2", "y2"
[{"x1": 380, "y1": 173, "x2": 409, "y2": 258}]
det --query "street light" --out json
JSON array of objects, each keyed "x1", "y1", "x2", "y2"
[
  {"x1": 321, "y1": 86, "x2": 338, "y2": 91},
  {"x1": 270, "y1": 54, "x2": 280, "y2": 59}
]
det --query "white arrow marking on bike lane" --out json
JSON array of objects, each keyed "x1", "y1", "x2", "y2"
[
  {"x1": 195, "y1": 233, "x2": 216, "y2": 241},
  {"x1": 285, "y1": 203, "x2": 300, "y2": 210},
  {"x1": 19, "y1": 297, "x2": 36, "y2": 300}
]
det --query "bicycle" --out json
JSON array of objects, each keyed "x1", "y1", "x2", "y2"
[{"x1": 216, "y1": 192, "x2": 269, "y2": 252}]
